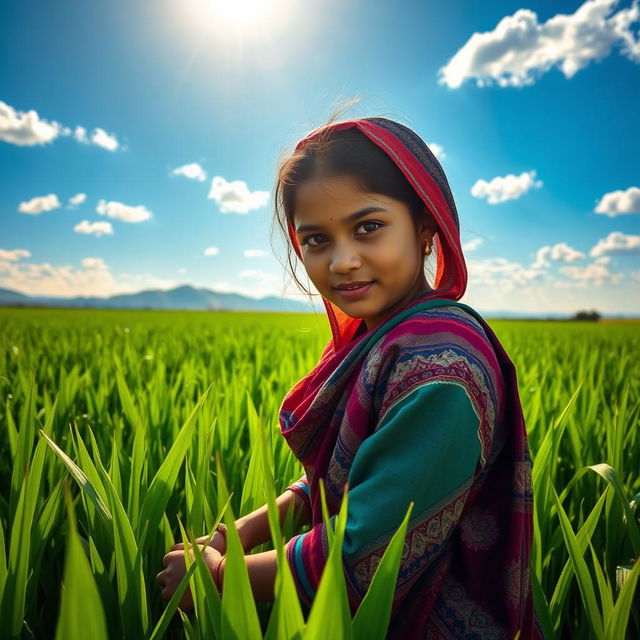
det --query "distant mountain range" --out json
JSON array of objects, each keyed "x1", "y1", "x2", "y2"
[
  {"x1": 0, "y1": 285, "x2": 636, "y2": 319},
  {"x1": 0, "y1": 284, "x2": 315, "y2": 313}
]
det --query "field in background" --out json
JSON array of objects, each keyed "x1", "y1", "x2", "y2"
[{"x1": 1, "y1": 307, "x2": 638, "y2": 639}]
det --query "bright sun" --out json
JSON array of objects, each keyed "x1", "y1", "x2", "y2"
[{"x1": 204, "y1": 0, "x2": 282, "y2": 29}]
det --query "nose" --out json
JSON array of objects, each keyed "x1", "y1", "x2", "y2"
[{"x1": 329, "y1": 240, "x2": 362, "y2": 273}]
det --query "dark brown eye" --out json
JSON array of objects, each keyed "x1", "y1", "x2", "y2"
[
  {"x1": 357, "y1": 221, "x2": 383, "y2": 235},
  {"x1": 301, "y1": 221, "x2": 383, "y2": 247},
  {"x1": 302, "y1": 234, "x2": 326, "y2": 247}
]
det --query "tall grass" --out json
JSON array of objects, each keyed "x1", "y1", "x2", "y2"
[{"x1": 0, "y1": 308, "x2": 638, "y2": 638}]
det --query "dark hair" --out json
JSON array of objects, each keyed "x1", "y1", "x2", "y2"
[{"x1": 270, "y1": 110, "x2": 438, "y2": 302}]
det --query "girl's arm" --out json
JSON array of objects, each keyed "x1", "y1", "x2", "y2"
[
  {"x1": 159, "y1": 491, "x2": 311, "y2": 608},
  {"x1": 217, "y1": 548, "x2": 280, "y2": 601},
  {"x1": 236, "y1": 488, "x2": 312, "y2": 552}
]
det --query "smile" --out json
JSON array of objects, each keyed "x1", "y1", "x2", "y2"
[{"x1": 334, "y1": 281, "x2": 375, "y2": 299}]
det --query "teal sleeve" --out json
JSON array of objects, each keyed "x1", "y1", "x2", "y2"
[{"x1": 343, "y1": 381, "x2": 482, "y2": 560}]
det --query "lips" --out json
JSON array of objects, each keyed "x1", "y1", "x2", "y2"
[
  {"x1": 334, "y1": 281, "x2": 375, "y2": 300},
  {"x1": 334, "y1": 281, "x2": 374, "y2": 290}
]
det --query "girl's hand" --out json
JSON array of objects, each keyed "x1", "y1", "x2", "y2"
[
  {"x1": 156, "y1": 544, "x2": 222, "y2": 611},
  {"x1": 171, "y1": 530, "x2": 227, "y2": 555}
]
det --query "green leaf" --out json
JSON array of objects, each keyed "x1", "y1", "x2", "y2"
[
  {"x1": 252, "y1": 389, "x2": 305, "y2": 640},
  {"x1": 604, "y1": 556, "x2": 640, "y2": 640},
  {"x1": 304, "y1": 479, "x2": 353, "y2": 640},
  {"x1": 551, "y1": 485, "x2": 604, "y2": 639},
  {"x1": 40, "y1": 430, "x2": 112, "y2": 521},
  {"x1": 0, "y1": 397, "x2": 56, "y2": 639},
  {"x1": 137, "y1": 382, "x2": 214, "y2": 549},
  {"x1": 96, "y1": 455, "x2": 148, "y2": 639},
  {"x1": 54, "y1": 485, "x2": 109, "y2": 640},
  {"x1": 588, "y1": 464, "x2": 640, "y2": 557},
  {"x1": 216, "y1": 454, "x2": 263, "y2": 640},
  {"x1": 352, "y1": 501, "x2": 414, "y2": 640}
]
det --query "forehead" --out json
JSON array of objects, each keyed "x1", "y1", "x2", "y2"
[{"x1": 294, "y1": 175, "x2": 382, "y2": 218}]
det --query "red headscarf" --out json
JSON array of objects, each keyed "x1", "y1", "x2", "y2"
[{"x1": 285, "y1": 117, "x2": 468, "y2": 351}]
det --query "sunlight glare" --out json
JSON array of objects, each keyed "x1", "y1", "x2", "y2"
[{"x1": 205, "y1": 0, "x2": 282, "y2": 29}]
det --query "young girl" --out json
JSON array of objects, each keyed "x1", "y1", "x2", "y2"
[{"x1": 157, "y1": 116, "x2": 542, "y2": 639}]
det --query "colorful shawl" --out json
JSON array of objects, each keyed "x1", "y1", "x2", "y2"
[{"x1": 278, "y1": 117, "x2": 542, "y2": 639}]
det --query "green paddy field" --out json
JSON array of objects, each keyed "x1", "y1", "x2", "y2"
[{"x1": 0, "y1": 308, "x2": 638, "y2": 639}]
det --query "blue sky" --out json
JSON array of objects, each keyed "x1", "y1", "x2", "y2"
[{"x1": 2, "y1": 0, "x2": 639, "y2": 315}]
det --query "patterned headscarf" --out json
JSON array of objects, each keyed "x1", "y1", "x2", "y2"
[{"x1": 285, "y1": 117, "x2": 468, "y2": 351}]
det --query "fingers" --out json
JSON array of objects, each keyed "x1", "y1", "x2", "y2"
[
  {"x1": 163, "y1": 550, "x2": 186, "y2": 567},
  {"x1": 171, "y1": 533, "x2": 212, "y2": 551}
]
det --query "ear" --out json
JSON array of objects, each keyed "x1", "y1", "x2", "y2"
[{"x1": 418, "y1": 209, "x2": 437, "y2": 240}]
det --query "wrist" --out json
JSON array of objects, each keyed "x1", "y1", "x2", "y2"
[
  {"x1": 213, "y1": 555, "x2": 225, "y2": 593},
  {"x1": 235, "y1": 516, "x2": 256, "y2": 552}
]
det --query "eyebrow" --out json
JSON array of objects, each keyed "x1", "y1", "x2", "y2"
[{"x1": 295, "y1": 206, "x2": 388, "y2": 234}]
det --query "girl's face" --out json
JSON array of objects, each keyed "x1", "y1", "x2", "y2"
[{"x1": 293, "y1": 174, "x2": 434, "y2": 331}]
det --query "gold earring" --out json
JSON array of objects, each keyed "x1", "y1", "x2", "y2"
[{"x1": 424, "y1": 242, "x2": 432, "y2": 256}]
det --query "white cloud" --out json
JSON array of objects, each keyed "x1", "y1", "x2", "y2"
[
  {"x1": 208, "y1": 176, "x2": 270, "y2": 214},
  {"x1": 438, "y1": 0, "x2": 640, "y2": 89},
  {"x1": 559, "y1": 260, "x2": 624, "y2": 286},
  {"x1": 0, "y1": 100, "x2": 62, "y2": 145},
  {"x1": 90, "y1": 128, "x2": 119, "y2": 151},
  {"x1": 74, "y1": 220, "x2": 114, "y2": 237},
  {"x1": 171, "y1": 163, "x2": 207, "y2": 182},
  {"x1": 0, "y1": 254, "x2": 175, "y2": 297},
  {"x1": 462, "y1": 237, "x2": 483, "y2": 252},
  {"x1": 178, "y1": 267, "x2": 188, "y2": 274},
  {"x1": 67, "y1": 193, "x2": 87, "y2": 209},
  {"x1": 18, "y1": 193, "x2": 61, "y2": 215},
  {"x1": 467, "y1": 256, "x2": 548, "y2": 290},
  {"x1": 0, "y1": 100, "x2": 122, "y2": 151},
  {"x1": 74, "y1": 126, "x2": 89, "y2": 144},
  {"x1": 532, "y1": 242, "x2": 585, "y2": 268},
  {"x1": 594, "y1": 186, "x2": 640, "y2": 216},
  {"x1": 427, "y1": 142, "x2": 446, "y2": 160},
  {"x1": 589, "y1": 231, "x2": 640, "y2": 256},
  {"x1": 97, "y1": 199, "x2": 153, "y2": 223},
  {"x1": 471, "y1": 170, "x2": 542, "y2": 204},
  {"x1": 244, "y1": 249, "x2": 265, "y2": 258},
  {"x1": 203, "y1": 246, "x2": 220, "y2": 256},
  {"x1": 0, "y1": 248, "x2": 31, "y2": 263},
  {"x1": 80, "y1": 257, "x2": 107, "y2": 269}
]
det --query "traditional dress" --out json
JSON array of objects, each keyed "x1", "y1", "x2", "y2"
[{"x1": 279, "y1": 117, "x2": 543, "y2": 639}]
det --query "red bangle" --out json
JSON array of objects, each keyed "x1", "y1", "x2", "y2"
[{"x1": 213, "y1": 555, "x2": 225, "y2": 593}]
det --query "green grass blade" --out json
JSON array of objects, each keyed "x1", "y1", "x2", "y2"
[
  {"x1": 304, "y1": 479, "x2": 353, "y2": 640},
  {"x1": 604, "y1": 556, "x2": 640, "y2": 640},
  {"x1": 54, "y1": 485, "x2": 109, "y2": 640},
  {"x1": 137, "y1": 382, "x2": 213, "y2": 548},
  {"x1": 0, "y1": 397, "x2": 56, "y2": 639},
  {"x1": 549, "y1": 486, "x2": 608, "y2": 627},
  {"x1": 352, "y1": 501, "x2": 414, "y2": 640},
  {"x1": 552, "y1": 485, "x2": 604, "y2": 639},
  {"x1": 40, "y1": 430, "x2": 112, "y2": 521},
  {"x1": 588, "y1": 464, "x2": 640, "y2": 557},
  {"x1": 96, "y1": 456, "x2": 149, "y2": 639},
  {"x1": 215, "y1": 452, "x2": 263, "y2": 640}
]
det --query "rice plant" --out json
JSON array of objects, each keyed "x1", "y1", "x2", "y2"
[{"x1": 0, "y1": 308, "x2": 638, "y2": 638}]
